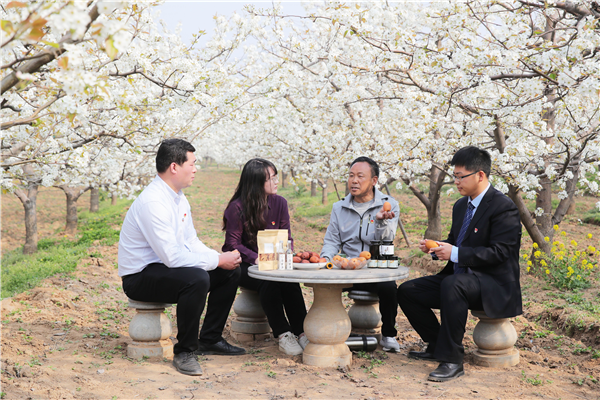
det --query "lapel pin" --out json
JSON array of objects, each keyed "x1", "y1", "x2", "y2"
[
  {"x1": 271, "y1": 221, "x2": 276, "y2": 225},
  {"x1": 474, "y1": 228, "x2": 478, "y2": 233}
]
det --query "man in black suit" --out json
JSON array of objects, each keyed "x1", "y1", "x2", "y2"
[{"x1": 397, "y1": 146, "x2": 522, "y2": 382}]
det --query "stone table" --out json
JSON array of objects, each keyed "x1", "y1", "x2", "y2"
[{"x1": 248, "y1": 266, "x2": 409, "y2": 367}]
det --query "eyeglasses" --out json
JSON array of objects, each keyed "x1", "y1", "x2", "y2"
[
  {"x1": 267, "y1": 175, "x2": 279, "y2": 184},
  {"x1": 452, "y1": 171, "x2": 478, "y2": 182}
]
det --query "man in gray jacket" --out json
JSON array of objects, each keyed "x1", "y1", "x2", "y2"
[{"x1": 320, "y1": 156, "x2": 401, "y2": 352}]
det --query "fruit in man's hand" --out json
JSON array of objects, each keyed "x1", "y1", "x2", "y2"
[
  {"x1": 425, "y1": 240, "x2": 439, "y2": 249},
  {"x1": 359, "y1": 251, "x2": 371, "y2": 260},
  {"x1": 383, "y1": 201, "x2": 391, "y2": 211}
]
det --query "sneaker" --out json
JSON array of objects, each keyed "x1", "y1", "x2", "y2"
[
  {"x1": 380, "y1": 336, "x2": 400, "y2": 352},
  {"x1": 195, "y1": 338, "x2": 246, "y2": 356},
  {"x1": 278, "y1": 331, "x2": 303, "y2": 355},
  {"x1": 173, "y1": 352, "x2": 203, "y2": 376},
  {"x1": 298, "y1": 334, "x2": 309, "y2": 350}
]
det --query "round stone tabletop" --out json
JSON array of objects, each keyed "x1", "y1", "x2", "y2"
[{"x1": 248, "y1": 265, "x2": 409, "y2": 284}]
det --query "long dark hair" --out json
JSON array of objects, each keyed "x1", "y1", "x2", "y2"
[{"x1": 223, "y1": 158, "x2": 278, "y2": 243}]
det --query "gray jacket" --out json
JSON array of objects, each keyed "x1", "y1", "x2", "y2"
[{"x1": 320, "y1": 188, "x2": 400, "y2": 260}]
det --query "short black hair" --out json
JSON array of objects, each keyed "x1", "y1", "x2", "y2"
[
  {"x1": 350, "y1": 156, "x2": 379, "y2": 178},
  {"x1": 156, "y1": 139, "x2": 196, "y2": 173},
  {"x1": 451, "y1": 146, "x2": 491, "y2": 177}
]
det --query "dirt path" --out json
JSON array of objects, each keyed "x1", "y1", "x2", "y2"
[{"x1": 1, "y1": 167, "x2": 599, "y2": 399}]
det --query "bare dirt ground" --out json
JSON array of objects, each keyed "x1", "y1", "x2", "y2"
[{"x1": 1, "y1": 167, "x2": 599, "y2": 399}]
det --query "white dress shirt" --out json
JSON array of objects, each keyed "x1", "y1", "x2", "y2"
[
  {"x1": 450, "y1": 183, "x2": 491, "y2": 263},
  {"x1": 118, "y1": 175, "x2": 219, "y2": 277}
]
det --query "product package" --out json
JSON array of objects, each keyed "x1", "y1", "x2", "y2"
[{"x1": 257, "y1": 229, "x2": 289, "y2": 270}]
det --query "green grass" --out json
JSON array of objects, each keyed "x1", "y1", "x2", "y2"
[
  {"x1": 1, "y1": 196, "x2": 131, "y2": 298},
  {"x1": 583, "y1": 206, "x2": 600, "y2": 225}
]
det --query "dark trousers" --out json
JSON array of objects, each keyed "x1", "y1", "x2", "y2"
[
  {"x1": 122, "y1": 263, "x2": 241, "y2": 354},
  {"x1": 240, "y1": 262, "x2": 307, "y2": 337},
  {"x1": 352, "y1": 281, "x2": 398, "y2": 338},
  {"x1": 397, "y1": 273, "x2": 484, "y2": 364}
]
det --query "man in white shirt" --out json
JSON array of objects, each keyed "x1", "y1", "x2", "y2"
[{"x1": 119, "y1": 139, "x2": 244, "y2": 376}]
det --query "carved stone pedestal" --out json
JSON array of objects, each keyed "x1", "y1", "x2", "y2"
[
  {"x1": 471, "y1": 310, "x2": 519, "y2": 367},
  {"x1": 303, "y1": 283, "x2": 352, "y2": 367},
  {"x1": 347, "y1": 290, "x2": 382, "y2": 341},
  {"x1": 230, "y1": 287, "x2": 272, "y2": 342},
  {"x1": 127, "y1": 299, "x2": 173, "y2": 359}
]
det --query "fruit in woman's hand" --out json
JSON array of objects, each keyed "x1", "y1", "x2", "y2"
[
  {"x1": 293, "y1": 256, "x2": 302, "y2": 263},
  {"x1": 359, "y1": 251, "x2": 371, "y2": 260},
  {"x1": 309, "y1": 255, "x2": 320, "y2": 263},
  {"x1": 383, "y1": 201, "x2": 391, "y2": 211},
  {"x1": 425, "y1": 240, "x2": 439, "y2": 249}
]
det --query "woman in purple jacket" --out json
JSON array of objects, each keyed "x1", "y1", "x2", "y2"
[{"x1": 222, "y1": 158, "x2": 307, "y2": 355}]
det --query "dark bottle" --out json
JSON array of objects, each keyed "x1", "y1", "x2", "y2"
[{"x1": 368, "y1": 240, "x2": 380, "y2": 268}]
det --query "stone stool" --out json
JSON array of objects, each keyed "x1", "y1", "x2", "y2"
[
  {"x1": 127, "y1": 299, "x2": 174, "y2": 359},
  {"x1": 230, "y1": 287, "x2": 272, "y2": 342},
  {"x1": 471, "y1": 310, "x2": 519, "y2": 367},
  {"x1": 347, "y1": 290, "x2": 382, "y2": 341}
]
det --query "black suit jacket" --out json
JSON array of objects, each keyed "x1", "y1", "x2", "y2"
[{"x1": 439, "y1": 185, "x2": 523, "y2": 318}]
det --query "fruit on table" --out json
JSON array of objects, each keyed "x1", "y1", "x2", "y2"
[
  {"x1": 309, "y1": 255, "x2": 320, "y2": 263},
  {"x1": 301, "y1": 252, "x2": 311, "y2": 260},
  {"x1": 425, "y1": 240, "x2": 439, "y2": 249},
  {"x1": 301, "y1": 259, "x2": 310, "y2": 263},
  {"x1": 319, "y1": 257, "x2": 327, "y2": 263},
  {"x1": 294, "y1": 251, "x2": 325, "y2": 263},
  {"x1": 359, "y1": 251, "x2": 371, "y2": 260},
  {"x1": 340, "y1": 258, "x2": 349, "y2": 268},
  {"x1": 293, "y1": 256, "x2": 302, "y2": 263},
  {"x1": 383, "y1": 201, "x2": 392, "y2": 211}
]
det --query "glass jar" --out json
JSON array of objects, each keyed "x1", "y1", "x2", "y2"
[
  {"x1": 388, "y1": 256, "x2": 399, "y2": 269},
  {"x1": 368, "y1": 241, "x2": 380, "y2": 268},
  {"x1": 380, "y1": 240, "x2": 394, "y2": 256},
  {"x1": 377, "y1": 255, "x2": 388, "y2": 268}
]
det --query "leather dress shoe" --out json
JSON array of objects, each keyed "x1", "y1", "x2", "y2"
[
  {"x1": 195, "y1": 338, "x2": 246, "y2": 356},
  {"x1": 408, "y1": 351, "x2": 437, "y2": 361},
  {"x1": 173, "y1": 352, "x2": 203, "y2": 376},
  {"x1": 427, "y1": 362, "x2": 464, "y2": 382}
]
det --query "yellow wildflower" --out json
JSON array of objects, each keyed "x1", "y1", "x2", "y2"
[
  {"x1": 527, "y1": 266, "x2": 531, "y2": 272},
  {"x1": 534, "y1": 251, "x2": 542, "y2": 258},
  {"x1": 582, "y1": 259, "x2": 588, "y2": 265},
  {"x1": 545, "y1": 269, "x2": 550, "y2": 274},
  {"x1": 587, "y1": 233, "x2": 593, "y2": 239},
  {"x1": 577, "y1": 275, "x2": 581, "y2": 280},
  {"x1": 527, "y1": 260, "x2": 532, "y2": 266},
  {"x1": 544, "y1": 236, "x2": 550, "y2": 242},
  {"x1": 533, "y1": 242, "x2": 539, "y2": 249},
  {"x1": 575, "y1": 251, "x2": 581, "y2": 257},
  {"x1": 522, "y1": 254, "x2": 529, "y2": 259},
  {"x1": 540, "y1": 260, "x2": 547, "y2": 267},
  {"x1": 553, "y1": 225, "x2": 559, "y2": 231},
  {"x1": 571, "y1": 240, "x2": 578, "y2": 247},
  {"x1": 561, "y1": 231, "x2": 567, "y2": 236},
  {"x1": 588, "y1": 246, "x2": 596, "y2": 253}
]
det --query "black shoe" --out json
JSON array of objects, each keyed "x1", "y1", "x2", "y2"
[
  {"x1": 408, "y1": 351, "x2": 437, "y2": 361},
  {"x1": 173, "y1": 352, "x2": 203, "y2": 376},
  {"x1": 427, "y1": 362, "x2": 464, "y2": 382},
  {"x1": 195, "y1": 338, "x2": 246, "y2": 356}
]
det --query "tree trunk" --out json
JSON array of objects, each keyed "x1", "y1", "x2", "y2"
[
  {"x1": 14, "y1": 184, "x2": 39, "y2": 254},
  {"x1": 89, "y1": 187, "x2": 100, "y2": 212},
  {"x1": 311, "y1": 181, "x2": 317, "y2": 197},
  {"x1": 111, "y1": 192, "x2": 117, "y2": 206},
  {"x1": 281, "y1": 171, "x2": 286, "y2": 188},
  {"x1": 423, "y1": 166, "x2": 445, "y2": 240},
  {"x1": 319, "y1": 179, "x2": 328, "y2": 205},
  {"x1": 57, "y1": 185, "x2": 90, "y2": 235}
]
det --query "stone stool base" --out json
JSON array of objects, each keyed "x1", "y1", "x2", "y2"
[
  {"x1": 231, "y1": 288, "x2": 271, "y2": 342},
  {"x1": 127, "y1": 300, "x2": 173, "y2": 359},
  {"x1": 472, "y1": 310, "x2": 519, "y2": 367},
  {"x1": 348, "y1": 290, "x2": 382, "y2": 342}
]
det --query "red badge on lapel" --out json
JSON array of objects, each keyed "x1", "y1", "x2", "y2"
[
  {"x1": 474, "y1": 228, "x2": 478, "y2": 233},
  {"x1": 271, "y1": 221, "x2": 275, "y2": 225}
]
